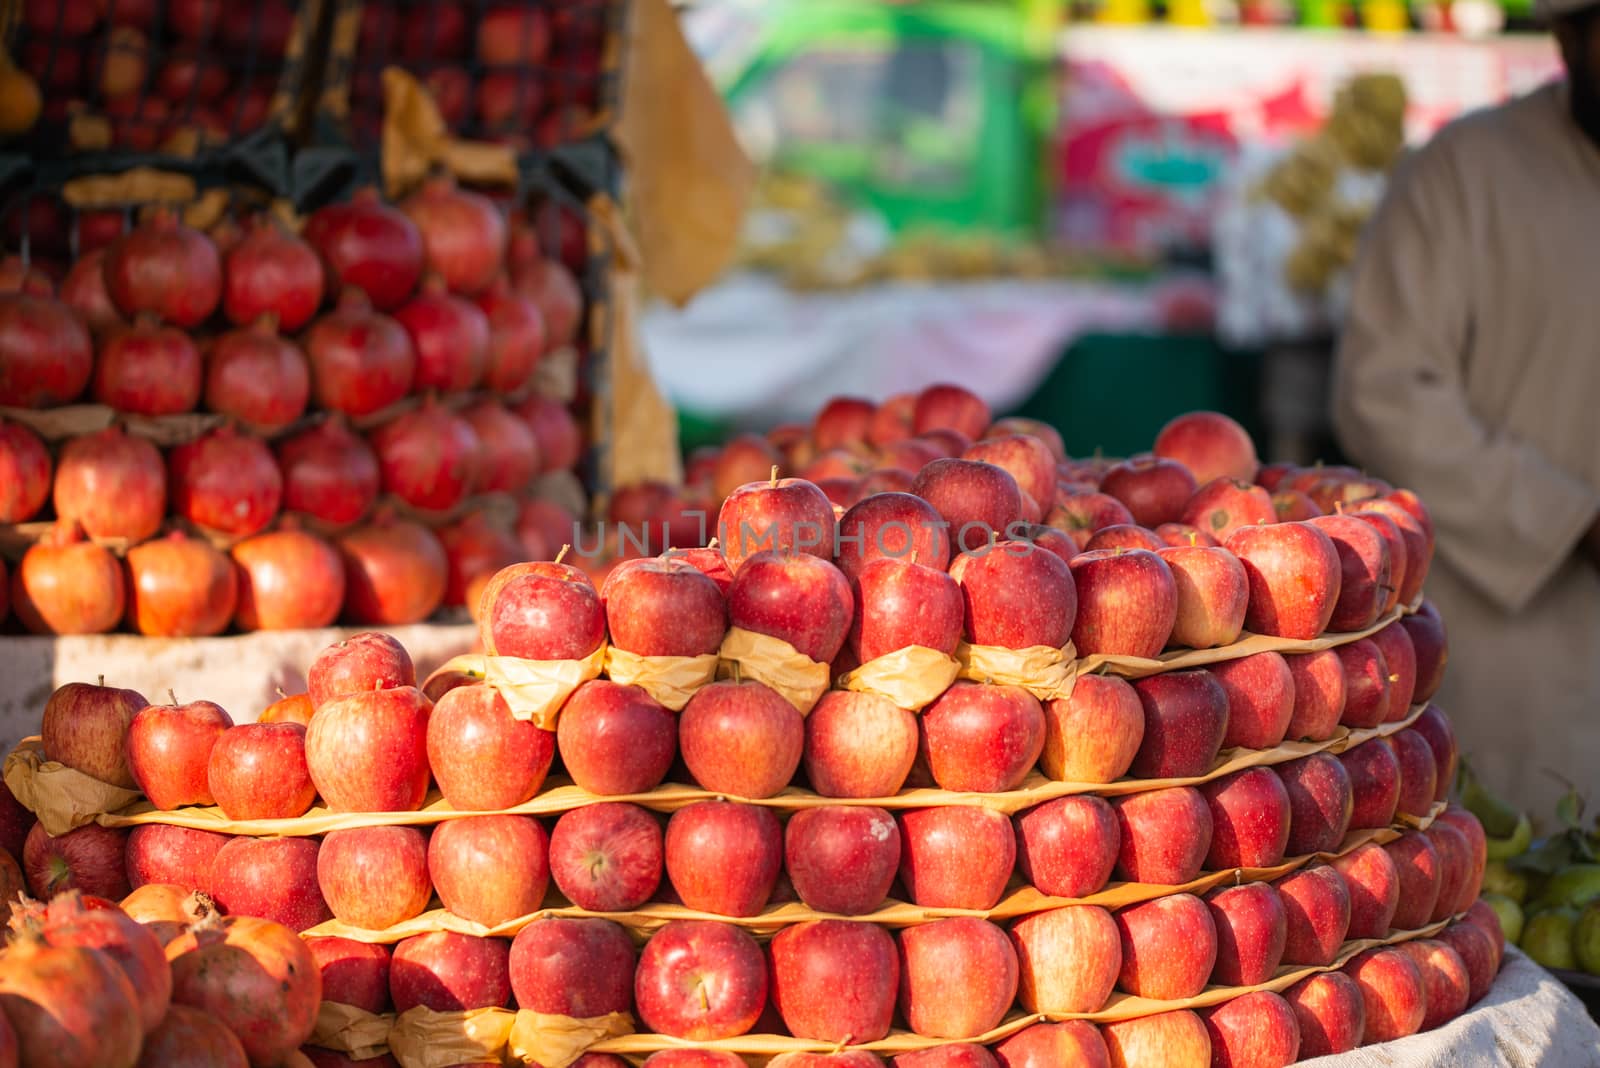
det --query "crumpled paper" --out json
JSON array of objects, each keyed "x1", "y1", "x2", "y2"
[
  {"x1": 386, "y1": 1006, "x2": 632, "y2": 1068},
  {"x1": 2, "y1": 739, "x2": 141, "y2": 836},
  {"x1": 379, "y1": 68, "x2": 518, "y2": 199},
  {"x1": 423, "y1": 645, "x2": 606, "y2": 730},
  {"x1": 717, "y1": 627, "x2": 830, "y2": 715},
  {"x1": 957, "y1": 642, "x2": 1078, "y2": 702},
  {"x1": 838, "y1": 646, "x2": 962, "y2": 712},
  {"x1": 603, "y1": 647, "x2": 719, "y2": 712},
  {"x1": 310, "y1": 1001, "x2": 396, "y2": 1061}
]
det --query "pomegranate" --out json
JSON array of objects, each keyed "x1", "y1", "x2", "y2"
[
  {"x1": 393, "y1": 277, "x2": 490, "y2": 393},
  {"x1": 92, "y1": 315, "x2": 204, "y2": 414},
  {"x1": 475, "y1": 71, "x2": 543, "y2": 134},
  {"x1": 168, "y1": 0, "x2": 221, "y2": 38},
  {"x1": 29, "y1": 891, "x2": 171, "y2": 1034},
  {"x1": 222, "y1": 220, "x2": 325, "y2": 331},
  {"x1": 512, "y1": 256, "x2": 583, "y2": 347},
  {"x1": 75, "y1": 210, "x2": 127, "y2": 253},
  {"x1": 0, "y1": 929, "x2": 143, "y2": 1068},
  {"x1": 515, "y1": 393, "x2": 583, "y2": 473},
  {"x1": 335, "y1": 515, "x2": 448, "y2": 625},
  {"x1": 124, "y1": 531, "x2": 238, "y2": 637},
  {"x1": 167, "y1": 913, "x2": 322, "y2": 1066},
  {"x1": 0, "y1": 419, "x2": 50, "y2": 522},
  {"x1": 156, "y1": 49, "x2": 230, "y2": 100},
  {"x1": 475, "y1": 280, "x2": 545, "y2": 392},
  {"x1": 0, "y1": 255, "x2": 52, "y2": 296},
  {"x1": 477, "y1": 5, "x2": 552, "y2": 64},
  {"x1": 109, "y1": 94, "x2": 174, "y2": 152},
  {"x1": 11, "y1": 521, "x2": 125, "y2": 635},
  {"x1": 168, "y1": 426, "x2": 283, "y2": 536},
  {"x1": 221, "y1": 0, "x2": 293, "y2": 53},
  {"x1": 515, "y1": 498, "x2": 579, "y2": 560},
  {"x1": 463, "y1": 400, "x2": 540, "y2": 494},
  {"x1": 424, "y1": 66, "x2": 471, "y2": 126},
  {"x1": 232, "y1": 528, "x2": 346, "y2": 630},
  {"x1": 120, "y1": 883, "x2": 198, "y2": 944},
  {"x1": 397, "y1": 2, "x2": 467, "y2": 58},
  {"x1": 0, "y1": 293, "x2": 93, "y2": 407},
  {"x1": 0, "y1": 849, "x2": 22, "y2": 919},
  {"x1": 203, "y1": 318, "x2": 311, "y2": 431},
  {"x1": 59, "y1": 249, "x2": 124, "y2": 333},
  {"x1": 135, "y1": 1004, "x2": 249, "y2": 1067},
  {"x1": 22, "y1": 823, "x2": 131, "y2": 900},
  {"x1": 104, "y1": 0, "x2": 159, "y2": 27},
  {"x1": 275, "y1": 417, "x2": 381, "y2": 527},
  {"x1": 53, "y1": 426, "x2": 166, "y2": 541},
  {"x1": 439, "y1": 512, "x2": 525, "y2": 606},
  {"x1": 369, "y1": 399, "x2": 484, "y2": 512},
  {"x1": 102, "y1": 211, "x2": 222, "y2": 328},
  {"x1": 401, "y1": 175, "x2": 507, "y2": 295},
  {"x1": 302, "y1": 190, "x2": 424, "y2": 311},
  {"x1": 303, "y1": 289, "x2": 416, "y2": 416}
]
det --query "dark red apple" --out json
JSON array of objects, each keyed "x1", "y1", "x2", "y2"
[
  {"x1": 23, "y1": 823, "x2": 130, "y2": 901},
  {"x1": 1385, "y1": 831, "x2": 1442, "y2": 931},
  {"x1": 1437, "y1": 921, "x2": 1498, "y2": 1006},
  {"x1": 729, "y1": 550, "x2": 853, "y2": 663},
  {"x1": 635, "y1": 919, "x2": 767, "y2": 1039},
  {"x1": 1283, "y1": 649, "x2": 1346, "y2": 742},
  {"x1": 911, "y1": 458, "x2": 1025, "y2": 554},
  {"x1": 1339, "y1": 739, "x2": 1401, "y2": 830},
  {"x1": 549, "y1": 801, "x2": 661, "y2": 912},
  {"x1": 1403, "y1": 601, "x2": 1449, "y2": 703},
  {"x1": 1084, "y1": 524, "x2": 1165, "y2": 553},
  {"x1": 40, "y1": 680, "x2": 147, "y2": 789},
  {"x1": 1128, "y1": 670, "x2": 1229, "y2": 779},
  {"x1": 1014, "y1": 795, "x2": 1119, "y2": 899},
  {"x1": 1284, "y1": 970, "x2": 1364, "y2": 1058},
  {"x1": 1068, "y1": 549, "x2": 1177, "y2": 658},
  {"x1": 391, "y1": 932, "x2": 511, "y2": 1012},
  {"x1": 209, "y1": 835, "x2": 329, "y2": 932},
  {"x1": 508, "y1": 917, "x2": 635, "y2": 1016},
  {"x1": 1331, "y1": 842, "x2": 1399, "y2": 940},
  {"x1": 785, "y1": 805, "x2": 899, "y2": 916},
  {"x1": 834, "y1": 492, "x2": 952, "y2": 583},
  {"x1": 1201, "y1": 767, "x2": 1291, "y2": 870},
  {"x1": 1412, "y1": 704, "x2": 1458, "y2": 802},
  {"x1": 1277, "y1": 753, "x2": 1353, "y2": 857},
  {"x1": 665, "y1": 801, "x2": 782, "y2": 917},
  {"x1": 1100, "y1": 457, "x2": 1198, "y2": 528},
  {"x1": 477, "y1": 560, "x2": 605, "y2": 660},
  {"x1": 1276, "y1": 864, "x2": 1351, "y2": 966},
  {"x1": 124, "y1": 824, "x2": 227, "y2": 892},
  {"x1": 1392, "y1": 728, "x2": 1439, "y2": 819},
  {"x1": 1212, "y1": 651, "x2": 1294, "y2": 750},
  {"x1": 1307, "y1": 515, "x2": 1391, "y2": 633},
  {"x1": 1205, "y1": 882, "x2": 1286, "y2": 987},
  {"x1": 949, "y1": 542, "x2": 1075, "y2": 650},
  {"x1": 305, "y1": 936, "x2": 391, "y2": 1013},
  {"x1": 1112, "y1": 786, "x2": 1212, "y2": 886},
  {"x1": 898, "y1": 806, "x2": 1014, "y2": 910},
  {"x1": 1200, "y1": 991, "x2": 1300, "y2": 1068},
  {"x1": 1424, "y1": 820, "x2": 1474, "y2": 923},
  {"x1": 1336, "y1": 638, "x2": 1391, "y2": 729},
  {"x1": 716, "y1": 476, "x2": 836, "y2": 572},
  {"x1": 602, "y1": 557, "x2": 726, "y2": 657},
  {"x1": 769, "y1": 919, "x2": 898, "y2": 1043}
]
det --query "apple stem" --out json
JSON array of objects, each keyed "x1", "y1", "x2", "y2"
[
  {"x1": 97, "y1": 674, "x2": 104, "y2": 687},
  {"x1": 1389, "y1": 674, "x2": 1400, "y2": 683},
  {"x1": 731, "y1": 661, "x2": 742, "y2": 684},
  {"x1": 1187, "y1": 531, "x2": 1197, "y2": 547},
  {"x1": 556, "y1": 544, "x2": 570, "y2": 565},
  {"x1": 167, "y1": 689, "x2": 177, "y2": 705},
  {"x1": 769, "y1": 466, "x2": 779, "y2": 487},
  {"x1": 275, "y1": 687, "x2": 288, "y2": 699},
  {"x1": 707, "y1": 537, "x2": 721, "y2": 551}
]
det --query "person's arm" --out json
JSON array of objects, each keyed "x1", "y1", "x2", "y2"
[{"x1": 1331, "y1": 141, "x2": 1600, "y2": 615}]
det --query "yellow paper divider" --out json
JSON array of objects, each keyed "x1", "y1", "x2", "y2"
[
  {"x1": 603, "y1": 648, "x2": 720, "y2": 712},
  {"x1": 423, "y1": 645, "x2": 606, "y2": 730},
  {"x1": 387, "y1": 1007, "x2": 632, "y2": 1068},
  {"x1": 956, "y1": 642, "x2": 1077, "y2": 702},
  {"x1": 1079, "y1": 604, "x2": 1407, "y2": 679},
  {"x1": 310, "y1": 1002, "x2": 395, "y2": 1060},
  {"x1": 3, "y1": 740, "x2": 141, "y2": 837},
  {"x1": 510, "y1": 1010, "x2": 635, "y2": 1068},
  {"x1": 301, "y1": 802, "x2": 1443, "y2": 946},
  {"x1": 837, "y1": 646, "x2": 962, "y2": 712},
  {"x1": 717, "y1": 628, "x2": 830, "y2": 715},
  {"x1": 379, "y1": 68, "x2": 519, "y2": 200}
]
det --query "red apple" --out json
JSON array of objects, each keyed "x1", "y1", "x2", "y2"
[
  {"x1": 1307, "y1": 515, "x2": 1391, "y2": 632},
  {"x1": 679, "y1": 680, "x2": 803, "y2": 799},
  {"x1": 897, "y1": 917, "x2": 1017, "y2": 1039},
  {"x1": 711, "y1": 434, "x2": 783, "y2": 502},
  {"x1": 911, "y1": 458, "x2": 1024, "y2": 554},
  {"x1": 1277, "y1": 753, "x2": 1353, "y2": 857},
  {"x1": 207, "y1": 722, "x2": 316, "y2": 821},
  {"x1": 1332, "y1": 842, "x2": 1400, "y2": 940},
  {"x1": 786, "y1": 805, "x2": 899, "y2": 916},
  {"x1": 478, "y1": 560, "x2": 605, "y2": 659},
  {"x1": 1463, "y1": 899, "x2": 1505, "y2": 961},
  {"x1": 1394, "y1": 938, "x2": 1470, "y2": 1030},
  {"x1": 1354, "y1": 500, "x2": 1431, "y2": 606},
  {"x1": 127, "y1": 698, "x2": 233, "y2": 810},
  {"x1": 1284, "y1": 970, "x2": 1364, "y2": 1057},
  {"x1": 1008, "y1": 905, "x2": 1121, "y2": 1017},
  {"x1": 602, "y1": 557, "x2": 726, "y2": 657},
  {"x1": 1154, "y1": 411, "x2": 1258, "y2": 484},
  {"x1": 427, "y1": 683, "x2": 554, "y2": 810},
  {"x1": 919, "y1": 681, "x2": 1045, "y2": 793},
  {"x1": 306, "y1": 631, "x2": 414, "y2": 708},
  {"x1": 1336, "y1": 638, "x2": 1391, "y2": 729},
  {"x1": 853, "y1": 556, "x2": 964, "y2": 660},
  {"x1": 391, "y1": 932, "x2": 511, "y2": 1012},
  {"x1": 665, "y1": 801, "x2": 782, "y2": 917},
  {"x1": 964, "y1": 435, "x2": 1056, "y2": 511},
  {"x1": 984, "y1": 417, "x2": 1065, "y2": 462},
  {"x1": 717, "y1": 476, "x2": 836, "y2": 572},
  {"x1": 949, "y1": 542, "x2": 1075, "y2": 650},
  {"x1": 1049, "y1": 493, "x2": 1135, "y2": 551},
  {"x1": 23, "y1": 823, "x2": 130, "y2": 900},
  {"x1": 40, "y1": 680, "x2": 147, "y2": 788},
  {"x1": 729, "y1": 550, "x2": 853, "y2": 663},
  {"x1": 1272, "y1": 489, "x2": 1322, "y2": 522},
  {"x1": 1155, "y1": 522, "x2": 1219, "y2": 548},
  {"x1": 1345, "y1": 946, "x2": 1425, "y2": 1043},
  {"x1": 1403, "y1": 601, "x2": 1449, "y2": 703},
  {"x1": 1156, "y1": 544, "x2": 1247, "y2": 649},
  {"x1": 1100, "y1": 458, "x2": 1198, "y2": 528},
  {"x1": 803, "y1": 449, "x2": 870, "y2": 483},
  {"x1": 1347, "y1": 509, "x2": 1407, "y2": 616},
  {"x1": 1283, "y1": 649, "x2": 1346, "y2": 742},
  {"x1": 1205, "y1": 882, "x2": 1286, "y2": 987},
  {"x1": 834, "y1": 492, "x2": 952, "y2": 583},
  {"x1": 1180, "y1": 478, "x2": 1274, "y2": 542},
  {"x1": 1385, "y1": 831, "x2": 1442, "y2": 931},
  {"x1": 898, "y1": 806, "x2": 1014, "y2": 909},
  {"x1": 0, "y1": 781, "x2": 33, "y2": 862},
  {"x1": 305, "y1": 685, "x2": 432, "y2": 812},
  {"x1": 1437, "y1": 920, "x2": 1498, "y2": 1005},
  {"x1": 508, "y1": 917, "x2": 635, "y2": 1017},
  {"x1": 804, "y1": 690, "x2": 919, "y2": 798},
  {"x1": 1339, "y1": 739, "x2": 1401, "y2": 830},
  {"x1": 1392, "y1": 729, "x2": 1439, "y2": 819},
  {"x1": 1370, "y1": 624, "x2": 1418, "y2": 725},
  {"x1": 1434, "y1": 806, "x2": 1487, "y2": 913},
  {"x1": 1014, "y1": 795, "x2": 1118, "y2": 898},
  {"x1": 1114, "y1": 893, "x2": 1217, "y2": 999},
  {"x1": 646, "y1": 1052, "x2": 746, "y2": 1068},
  {"x1": 1128, "y1": 670, "x2": 1229, "y2": 779},
  {"x1": 769, "y1": 919, "x2": 898, "y2": 1042},
  {"x1": 1212, "y1": 651, "x2": 1294, "y2": 749},
  {"x1": 1112, "y1": 786, "x2": 1212, "y2": 885},
  {"x1": 548, "y1": 802, "x2": 661, "y2": 912},
  {"x1": 1200, "y1": 991, "x2": 1300, "y2": 1068},
  {"x1": 1224, "y1": 522, "x2": 1341, "y2": 640},
  {"x1": 428, "y1": 815, "x2": 548, "y2": 927},
  {"x1": 557, "y1": 680, "x2": 676, "y2": 795},
  {"x1": 867, "y1": 393, "x2": 917, "y2": 447},
  {"x1": 634, "y1": 919, "x2": 767, "y2": 1040},
  {"x1": 813, "y1": 396, "x2": 876, "y2": 451},
  {"x1": 124, "y1": 824, "x2": 227, "y2": 892},
  {"x1": 1276, "y1": 864, "x2": 1350, "y2": 967},
  {"x1": 1084, "y1": 525, "x2": 1165, "y2": 553},
  {"x1": 879, "y1": 439, "x2": 942, "y2": 475},
  {"x1": 1201, "y1": 767, "x2": 1291, "y2": 870},
  {"x1": 1412, "y1": 704, "x2": 1457, "y2": 802},
  {"x1": 1040, "y1": 674, "x2": 1144, "y2": 784},
  {"x1": 1069, "y1": 549, "x2": 1177, "y2": 658},
  {"x1": 318, "y1": 825, "x2": 431, "y2": 930},
  {"x1": 209, "y1": 835, "x2": 330, "y2": 932},
  {"x1": 1101, "y1": 1010, "x2": 1211, "y2": 1068},
  {"x1": 913, "y1": 383, "x2": 990, "y2": 440},
  {"x1": 994, "y1": 1022, "x2": 1108, "y2": 1068},
  {"x1": 305, "y1": 936, "x2": 391, "y2": 1013}
]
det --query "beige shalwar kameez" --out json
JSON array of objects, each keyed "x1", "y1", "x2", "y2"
[{"x1": 1333, "y1": 81, "x2": 1600, "y2": 819}]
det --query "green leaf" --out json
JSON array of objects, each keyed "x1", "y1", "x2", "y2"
[
  {"x1": 1511, "y1": 835, "x2": 1578, "y2": 876},
  {"x1": 1557, "y1": 788, "x2": 1587, "y2": 832}
]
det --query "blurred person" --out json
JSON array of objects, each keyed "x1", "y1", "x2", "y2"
[{"x1": 1332, "y1": 0, "x2": 1600, "y2": 817}]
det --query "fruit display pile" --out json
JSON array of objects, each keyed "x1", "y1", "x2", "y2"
[
  {"x1": 0, "y1": 397, "x2": 1509, "y2": 1068},
  {"x1": 0, "y1": 179, "x2": 592, "y2": 637}
]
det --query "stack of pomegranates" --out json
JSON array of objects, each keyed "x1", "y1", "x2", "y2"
[{"x1": 0, "y1": 174, "x2": 591, "y2": 638}]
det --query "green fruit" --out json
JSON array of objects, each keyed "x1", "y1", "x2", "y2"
[
  {"x1": 1521, "y1": 907, "x2": 1579, "y2": 970},
  {"x1": 1486, "y1": 813, "x2": 1534, "y2": 861},
  {"x1": 1482, "y1": 893, "x2": 1525, "y2": 946},
  {"x1": 1530, "y1": 865, "x2": 1600, "y2": 911},
  {"x1": 1459, "y1": 760, "x2": 1524, "y2": 839},
  {"x1": 1483, "y1": 861, "x2": 1530, "y2": 904},
  {"x1": 1578, "y1": 902, "x2": 1600, "y2": 975}
]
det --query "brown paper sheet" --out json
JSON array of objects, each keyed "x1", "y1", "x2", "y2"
[
  {"x1": 717, "y1": 628, "x2": 831, "y2": 715},
  {"x1": 59, "y1": 167, "x2": 197, "y2": 209},
  {"x1": 388, "y1": 1007, "x2": 514, "y2": 1068},
  {"x1": 838, "y1": 646, "x2": 962, "y2": 712},
  {"x1": 508, "y1": 1011, "x2": 635, "y2": 1068},
  {"x1": 424, "y1": 646, "x2": 606, "y2": 730},
  {"x1": 311, "y1": 1002, "x2": 396, "y2": 1060},
  {"x1": 3, "y1": 739, "x2": 142, "y2": 836},
  {"x1": 0, "y1": 404, "x2": 114, "y2": 441},
  {"x1": 957, "y1": 642, "x2": 1078, "y2": 702},
  {"x1": 379, "y1": 68, "x2": 518, "y2": 200},
  {"x1": 603, "y1": 648, "x2": 719, "y2": 712}
]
